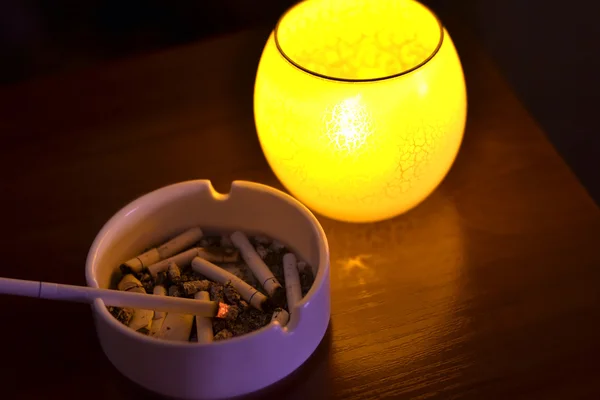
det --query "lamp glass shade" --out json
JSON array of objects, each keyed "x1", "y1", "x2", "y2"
[{"x1": 254, "y1": 0, "x2": 467, "y2": 223}]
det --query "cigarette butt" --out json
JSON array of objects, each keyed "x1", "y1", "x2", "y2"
[
  {"x1": 271, "y1": 308, "x2": 290, "y2": 327},
  {"x1": 167, "y1": 262, "x2": 182, "y2": 284},
  {"x1": 152, "y1": 285, "x2": 167, "y2": 320},
  {"x1": 157, "y1": 312, "x2": 194, "y2": 342},
  {"x1": 283, "y1": 253, "x2": 302, "y2": 310},
  {"x1": 157, "y1": 227, "x2": 203, "y2": 259},
  {"x1": 121, "y1": 248, "x2": 160, "y2": 274},
  {"x1": 121, "y1": 227, "x2": 203, "y2": 273},
  {"x1": 220, "y1": 263, "x2": 258, "y2": 287},
  {"x1": 147, "y1": 248, "x2": 197, "y2": 278},
  {"x1": 197, "y1": 247, "x2": 240, "y2": 263},
  {"x1": 191, "y1": 257, "x2": 269, "y2": 311},
  {"x1": 180, "y1": 280, "x2": 211, "y2": 296},
  {"x1": 127, "y1": 287, "x2": 154, "y2": 332},
  {"x1": 194, "y1": 291, "x2": 213, "y2": 343},
  {"x1": 117, "y1": 274, "x2": 143, "y2": 292},
  {"x1": 147, "y1": 246, "x2": 239, "y2": 279},
  {"x1": 230, "y1": 231, "x2": 284, "y2": 303},
  {"x1": 117, "y1": 274, "x2": 154, "y2": 331},
  {"x1": 149, "y1": 286, "x2": 167, "y2": 336}
]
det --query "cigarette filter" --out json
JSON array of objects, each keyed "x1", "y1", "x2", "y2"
[
  {"x1": 230, "y1": 231, "x2": 284, "y2": 305},
  {"x1": 150, "y1": 285, "x2": 167, "y2": 336},
  {"x1": 152, "y1": 285, "x2": 167, "y2": 320},
  {"x1": 191, "y1": 257, "x2": 269, "y2": 311},
  {"x1": 147, "y1": 246, "x2": 240, "y2": 278},
  {"x1": 194, "y1": 291, "x2": 213, "y2": 343},
  {"x1": 271, "y1": 308, "x2": 290, "y2": 327},
  {"x1": 121, "y1": 227, "x2": 203, "y2": 273},
  {"x1": 167, "y1": 262, "x2": 182, "y2": 284},
  {"x1": 283, "y1": 253, "x2": 302, "y2": 310}
]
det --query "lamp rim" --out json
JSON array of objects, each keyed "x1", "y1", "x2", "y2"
[{"x1": 273, "y1": 0, "x2": 445, "y2": 83}]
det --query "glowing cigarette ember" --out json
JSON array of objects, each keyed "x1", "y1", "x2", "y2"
[{"x1": 121, "y1": 227, "x2": 203, "y2": 273}]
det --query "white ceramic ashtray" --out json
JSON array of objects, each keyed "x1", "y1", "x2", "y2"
[{"x1": 85, "y1": 180, "x2": 330, "y2": 399}]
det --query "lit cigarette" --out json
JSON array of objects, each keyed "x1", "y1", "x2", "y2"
[
  {"x1": 191, "y1": 257, "x2": 269, "y2": 311},
  {"x1": 283, "y1": 253, "x2": 302, "y2": 310},
  {"x1": 230, "y1": 231, "x2": 284, "y2": 305},
  {"x1": 117, "y1": 274, "x2": 154, "y2": 332},
  {"x1": 149, "y1": 285, "x2": 166, "y2": 337},
  {"x1": 271, "y1": 308, "x2": 289, "y2": 327},
  {"x1": 147, "y1": 247, "x2": 240, "y2": 278},
  {"x1": 0, "y1": 277, "x2": 235, "y2": 318},
  {"x1": 194, "y1": 291, "x2": 213, "y2": 343},
  {"x1": 121, "y1": 227, "x2": 203, "y2": 273}
]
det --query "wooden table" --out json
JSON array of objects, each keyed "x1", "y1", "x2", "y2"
[{"x1": 1, "y1": 18, "x2": 599, "y2": 400}]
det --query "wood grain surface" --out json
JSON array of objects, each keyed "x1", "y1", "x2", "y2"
[{"x1": 1, "y1": 16, "x2": 599, "y2": 400}]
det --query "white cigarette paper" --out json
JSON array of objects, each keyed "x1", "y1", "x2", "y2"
[
  {"x1": 152, "y1": 285, "x2": 167, "y2": 320},
  {"x1": 230, "y1": 231, "x2": 283, "y2": 298},
  {"x1": 122, "y1": 227, "x2": 203, "y2": 273},
  {"x1": 0, "y1": 277, "x2": 231, "y2": 317},
  {"x1": 283, "y1": 253, "x2": 302, "y2": 310},
  {"x1": 117, "y1": 274, "x2": 154, "y2": 332},
  {"x1": 191, "y1": 257, "x2": 268, "y2": 311},
  {"x1": 157, "y1": 312, "x2": 194, "y2": 342},
  {"x1": 194, "y1": 291, "x2": 213, "y2": 343},
  {"x1": 150, "y1": 285, "x2": 167, "y2": 337},
  {"x1": 271, "y1": 308, "x2": 290, "y2": 327},
  {"x1": 147, "y1": 246, "x2": 239, "y2": 278}
]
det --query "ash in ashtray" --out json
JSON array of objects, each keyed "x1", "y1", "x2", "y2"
[{"x1": 109, "y1": 229, "x2": 315, "y2": 342}]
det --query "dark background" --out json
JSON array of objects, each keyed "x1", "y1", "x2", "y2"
[{"x1": 1, "y1": 0, "x2": 598, "y2": 204}]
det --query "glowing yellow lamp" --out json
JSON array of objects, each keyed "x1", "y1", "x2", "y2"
[{"x1": 254, "y1": 0, "x2": 467, "y2": 223}]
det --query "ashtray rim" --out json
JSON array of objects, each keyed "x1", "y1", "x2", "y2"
[{"x1": 85, "y1": 179, "x2": 330, "y2": 348}]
